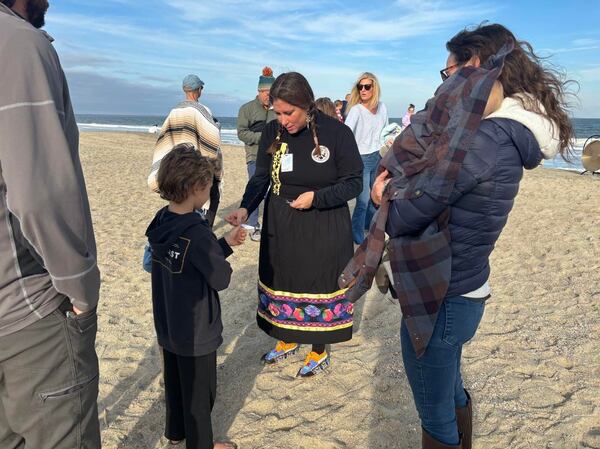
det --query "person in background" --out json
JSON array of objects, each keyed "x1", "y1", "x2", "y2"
[
  {"x1": 315, "y1": 97, "x2": 338, "y2": 119},
  {"x1": 149, "y1": 74, "x2": 223, "y2": 227},
  {"x1": 0, "y1": 1, "x2": 102, "y2": 447},
  {"x1": 341, "y1": 92, "x2": 352, "y2": 118},
  {"x1": 225, "y1": 72, "x2": 363, "y2": 377},
  {"x1": 237, "y1": 67, "x2": 277, "y2": 241},
  {"x1": 345, "y1": 72, "x2": 389, "y2": 244},
  {"x1": 402, "y1": 103, "x2": 415, "y2": 128},
  {"x1": 334, "y1": 99, "x2": 345, "y2": 122}
]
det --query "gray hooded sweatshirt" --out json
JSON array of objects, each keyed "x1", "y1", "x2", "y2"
[{"x1": 0, "y1": 4, "x2": 100, "y2": 337}]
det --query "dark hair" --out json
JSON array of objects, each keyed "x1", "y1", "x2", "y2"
[
  {"x1": 1, "y1": 0, "x2": 16, "y2": 7},
  {"x1": 315, "y1": 97, "x2": 337, "y2": 119},
  {"x1": 446, "y1": 23, "x2": 575, "y2": 160},
  {"x1": 268, "y1": 72, "x2": 322, "y2": 157},
  {"x1": 408, "y1": 103, "x2": 415, "y2": 109},
  {"x1": 157, "y1": 143, "x2": 216, "y2": 203}
]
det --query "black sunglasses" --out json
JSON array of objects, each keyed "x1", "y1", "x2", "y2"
[
  {"x1": 357, "y1": 83, "x2": 373, "y2": 91},
  {"x1": 440, "y1": 63, "x2": 459, "y2": 81}
]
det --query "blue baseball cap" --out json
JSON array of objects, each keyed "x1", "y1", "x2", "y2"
[{"x1": 182, "y1": 74, "x2": 204, "y2": 91}]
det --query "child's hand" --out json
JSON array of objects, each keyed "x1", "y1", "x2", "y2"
[
  {"x1": 225, "y1": 226, "x2": 247, "y2": 247},
  {"x1": 224, "y1": 208, "x2": 248, "y2": 226}
]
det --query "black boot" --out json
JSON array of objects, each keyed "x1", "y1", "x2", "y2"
[
  {"x1": 455, "y1": 389, "x2": 472, "y2": 449},
  {"x1": 422, "y1": 428, "x2": 462, "y2": 449}
]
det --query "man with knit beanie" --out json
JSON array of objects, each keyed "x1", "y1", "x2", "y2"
[{"x1": 236, "y1": 67, "x2": 276, "y2": 241}]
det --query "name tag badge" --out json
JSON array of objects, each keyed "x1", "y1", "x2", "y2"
[{"x1": 281, "y1": 153, "x2": 294, "y2": 172}]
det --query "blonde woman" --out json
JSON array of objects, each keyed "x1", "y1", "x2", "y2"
[{"x1": 345, "y1": 72, "x2": 388, "y2": 244}]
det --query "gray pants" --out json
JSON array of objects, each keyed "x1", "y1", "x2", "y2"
[{"x1": 0, "y1": 299, "x2": 101, "y2": 449}]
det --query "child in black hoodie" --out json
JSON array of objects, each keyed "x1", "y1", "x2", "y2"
[{"x1": 145, "y1": 143, "x2": 245, "y2": 449}]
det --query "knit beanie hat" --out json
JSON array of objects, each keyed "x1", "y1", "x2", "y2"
[{"x1": 258, "y1": 67, "x2": 275, "y2": 90}]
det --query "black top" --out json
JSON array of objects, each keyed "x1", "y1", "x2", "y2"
[
  {"x1": 241, "y1": 111, "x2": 363, "y2": 213},
  {"x1": 145, "y1": 207, "x2": 233, "y2": 357}
]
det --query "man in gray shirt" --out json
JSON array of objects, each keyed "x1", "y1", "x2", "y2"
[
  {"x1": 236, "y1": 67, "x2": 276, "y2": 241},
  {"x1": 0, "y1": 1, "x2": 101, "y2": 447}
]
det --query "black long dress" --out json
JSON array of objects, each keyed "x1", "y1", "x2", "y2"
[{"x1": 240, "y1": 112, "x2": 363, "y2": 344}]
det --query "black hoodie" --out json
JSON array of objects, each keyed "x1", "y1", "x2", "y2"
[{"x1": 145, "y1": 207, "x2": 233, "y2": 356}]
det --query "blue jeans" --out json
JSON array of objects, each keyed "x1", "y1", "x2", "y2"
[
  {"x1": 401, "y1": 295, "x2": 486, "y2": 445},
  {"x1": 246, "y1": 161, "x2": 261, "y2": 228},
  {"x1": 352, "y1": 151, "x2": 380, "y2": 244}
]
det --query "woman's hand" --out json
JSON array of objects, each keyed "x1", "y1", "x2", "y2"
[
  {"x1": 371, "y1": 170, "x2": 390, "y2": 206},
  {"x1": 224, "y1": 208, "x2": 248, "y2": 226},
  {"x1": 290, "y1": 191, "x2": 314, "y2": 210},
  {"x1": 225, "y1": 226, "x2": 247, "y2": 247}
]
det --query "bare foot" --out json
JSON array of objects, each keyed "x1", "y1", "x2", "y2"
[{"x1": 214, "y1": 442, "x2": 237, "y2": 449}]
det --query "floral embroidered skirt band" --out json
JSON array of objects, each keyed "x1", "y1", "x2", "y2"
[
  {"x1": 257, "y1": 282, "x2": 353, "y2": 344},
  {"x1": 256, "y1": 194, "x2": 355, "y2": 344}
]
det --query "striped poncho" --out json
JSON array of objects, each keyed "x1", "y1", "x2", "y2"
[{"x1": 148, "y1": 100, "x2": 222, "y2": 191}]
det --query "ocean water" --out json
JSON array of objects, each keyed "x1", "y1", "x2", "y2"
[
  {"x1": 76, "y1": 114, "x2": 241, "y2": 145},
  {"x1": 76, "y1": 114, "x2": 600, "y2": 173}
]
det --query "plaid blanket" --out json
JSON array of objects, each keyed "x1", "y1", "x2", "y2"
[{"x1": 339, "y1": 44, "x2": 513, "y2": 357}]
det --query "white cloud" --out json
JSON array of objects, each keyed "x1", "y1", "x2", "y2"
[
  {"x1": 572, "y1": 38, "x2": 600, "y2": 47},
  {"x1": 164, "y1": 0, "x2": 498, "y2": 44},
  {"x1": 576, "y1": 65, "x2": 600, "y2": 82}
]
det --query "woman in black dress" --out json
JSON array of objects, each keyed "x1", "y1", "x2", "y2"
[{"x1": 226, "y1": 72, "x2": 363, "y2": 377}]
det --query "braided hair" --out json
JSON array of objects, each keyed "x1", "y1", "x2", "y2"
[{"x1": 267, "y1": 72, "x2": 322, "y2": 158}]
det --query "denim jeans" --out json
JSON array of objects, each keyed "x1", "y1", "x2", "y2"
[
  {"x1": 246, "y1": 161, "x2": 261, "y2": 228},
  {"x1": 352, "y1": 151, "x2": 380, "y2": 244},
  {"x1": 401, "y1": 295, "x2": 486, "y2": 445}
]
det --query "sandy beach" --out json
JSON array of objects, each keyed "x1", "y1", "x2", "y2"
[{"x1": 81, "y1": 132, "x2": 599, "y2": 449}]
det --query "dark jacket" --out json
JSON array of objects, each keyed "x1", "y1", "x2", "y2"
[
  {"x1": 145, "y1": 207, "x2": 233, "y2": 356},
  {"x1": 386, "y1": 118, "x2": 543, "y2": 297}
]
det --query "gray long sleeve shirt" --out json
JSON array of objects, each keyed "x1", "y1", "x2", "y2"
[{"x1": 0, "y1": 5, "x2": 100, "y2": 337}]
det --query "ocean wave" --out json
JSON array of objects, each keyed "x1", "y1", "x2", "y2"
[
  {"x1": 78, "y1": 122, "x2": 160, "y2": 133},
  {"x1": 78, "y1": 122, "x2": 242, "y2": 143}
]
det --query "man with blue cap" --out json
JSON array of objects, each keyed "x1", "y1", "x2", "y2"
[
  {"x1": 183, "y1": 74, "x2": 204, "y2": 91},
  {"x1": 149, "y1": 74, "x2": 223, "y2": 227}
]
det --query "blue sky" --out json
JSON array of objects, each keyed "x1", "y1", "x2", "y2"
[{"x1": 44, "y1": 0, "x2": 600, "y2": 117}]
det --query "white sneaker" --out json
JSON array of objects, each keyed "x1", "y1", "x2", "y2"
[{"x1": 250, "y1": 227, "x2": 261, "y2": 242}]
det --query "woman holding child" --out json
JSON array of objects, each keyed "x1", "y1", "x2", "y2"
[
  {"x1": 344, "y1": 23, "x2": 573, "y2": 449},
  {"x1": 226, "y1": 72, "x2": 363, "y2": 377}
]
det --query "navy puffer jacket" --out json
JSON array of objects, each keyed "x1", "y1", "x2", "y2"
[{"x1": 386, "y1": 118, "x2": 543, "y2": 297}]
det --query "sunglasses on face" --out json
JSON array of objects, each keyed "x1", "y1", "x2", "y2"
[
  {"x1": 357, "y1": 83, "x2": 373, "y2": 91},
  {"x1": 440, "y1": 63, "x2": 459, "y2": 81}
]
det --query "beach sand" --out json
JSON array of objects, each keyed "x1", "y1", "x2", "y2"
[{"x1": 81, "y1": 132, "x2": 600, "y2": 449}]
